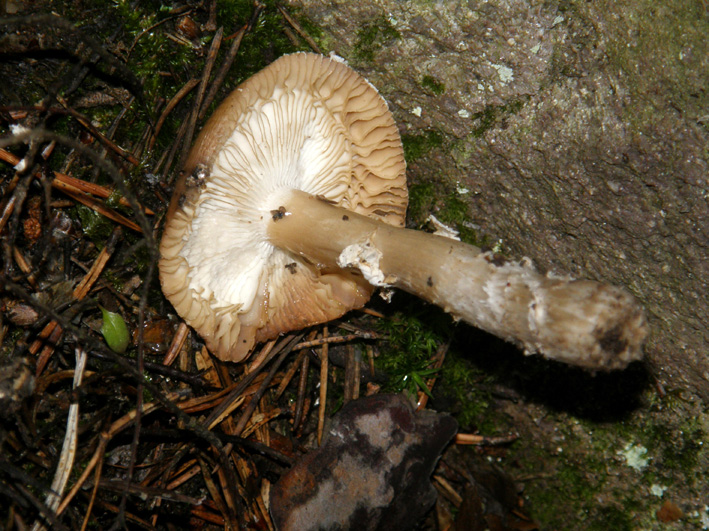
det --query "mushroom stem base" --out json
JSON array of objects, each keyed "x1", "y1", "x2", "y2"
[{"x1": 267, "y1": 189, "x2": 647, "y2": 370}]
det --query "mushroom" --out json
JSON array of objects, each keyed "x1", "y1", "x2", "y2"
[{"x1": 159, "y1": 52, "x2": 647, "y2": 369}]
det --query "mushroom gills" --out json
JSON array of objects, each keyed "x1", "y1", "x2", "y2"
[{"x1": 267, "y1": 189, "x2": 647, "y2": 370}]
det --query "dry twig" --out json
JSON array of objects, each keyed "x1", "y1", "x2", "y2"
[{"x1": 31, "y1": 227, "x2": 121, "y2": 375}]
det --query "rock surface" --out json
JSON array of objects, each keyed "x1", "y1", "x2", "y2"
[
  {"x1": 286, "y1": 0, "x2": 709, "y2": 399},
  {"x1": 270, "y1": 393, "x2": 457, "y2": 530}
]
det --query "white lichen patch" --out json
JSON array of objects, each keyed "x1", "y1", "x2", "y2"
[
  {"x1": 701, "y1": 506, "x2": 709, "y2": 529},
  {"x1": 491, "y1": 64, "x2": 514, "y2": 84},
  {"x1": 650, "y1": 484, "x2": 668, "y2": 497},
  {"x1": 693, "y1": 506, "x2": 709, "y2": 530},
  {"x1": 619, "y1": 443, "x2": 650, "y2": 471}
]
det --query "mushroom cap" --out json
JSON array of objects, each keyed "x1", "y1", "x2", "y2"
[{"x1": 159, "y1": 53, "x2": 408, "y2": 362}]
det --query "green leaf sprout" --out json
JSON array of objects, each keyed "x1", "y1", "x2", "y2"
[{"x1": 100, "y1": 306, "x2": 130, "y2": 353}]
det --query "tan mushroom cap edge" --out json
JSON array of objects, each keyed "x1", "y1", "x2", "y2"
[{"x1": 159, "y1": 53, "x2": 408, "y2": 362}]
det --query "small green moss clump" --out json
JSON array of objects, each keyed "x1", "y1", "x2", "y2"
[
  {"x1": 439, "y1": 350, "x2": 493, "y2": 429},
  {"x1": 421, "y1": 75, "x2": 445, "y2": 95},
  {"x1": 407, "y1": 182, "x2": 482, "y2": 246},
  {"x1": 75, "y1": 205, "x2": 115, "y2": 246},
  {"x1": 435, "y1": 193, "x2": 480, "y2": 245},
  {"x1": 218, "y1": 1, "x2": 311, "y2": 82},
  {"x1": 108, "y1": 0, "x2": 195, "y2": 102},
  {"x1": 401, "y1": 130, "x2": 444, "y2": 163},
  {"x1": 406, "y1": 181, "x2": 437, "y2": 225},
  {"x1": 586, "y1": 505, "x2": 635, "y2": 531},
  {"x1": 642, "y1": 418, "x2": 706, "y2": 486},
  {"x1": 374, "y1": 300, "x2": 451, "y2": 397},
  {"x1": 353, "y1": 15, "x2": 401, "y2": 62},
  {"x1": 471, "y1": 99, "x2": 525, "y2": 137}
]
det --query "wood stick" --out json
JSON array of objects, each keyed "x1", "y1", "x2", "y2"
[{"x1": 317, "y1": 327, "x2": 329, "y2": 446}]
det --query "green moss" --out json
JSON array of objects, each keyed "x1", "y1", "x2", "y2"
[
  {"x1": 567, "y1": 0, "x2": 707, "y2": 134},
  {"x1": 353, "y1": 15, "x2": 401, "y2": 62},
  {"x1": 53, "y1": 0, "x2": 196, "y2": 156},
  {"x1": 471, "y1": 105, "x2": 497, "y2": 137},
  {"x1": 586, "y1": 506, "x2": 634, "y2": 531},
  {"x1": 101, "y1": 270, "x2": 125, "y2": 292},
  {"x1": 439, "y1": 351, "x2": 493, "y2": 429},
  {"x1": 66, "y1": 0, "x2": 312, "y2": 157},
  {"x1": 470, "y1": 99, "x2": 526, "y2": 138},
  {"x1": 407, "y1": 181, "x2": 482, "y2": 245},
  {"x1": 406, "y1": 181, "x2": 436, "y2": 224},
  {"x1": 421, "y1": 75, "x2": 445, "y2": 95},
  {"x1": 372, "y1": 295, "x2": 500, "y2": 429},
  {"x1": 214, "y1": 0, "x2": 256, "y2": 25},
  {"x1": 108, "y1": 0, "x2": 194, "y2": 101},
  {"x1": 293, "y1": 13, "x2": 326, "y2": 50},
  {"x1": 557, "y1": 462, "x2": 597, "y2": 502},
  {"x1": 436, "y1": 194, "x2": 473, "y2": 239},
  {"x1": 401, "y1": 130, "x2": 444, "y2": 162},
  {"x1": 374, "y1": 298, "x2": 452, "y2": 395},
  {"x1": 436, "y1": 192, "x2": 481, "y2": 246},
  {"x1": 641, "y1": 418, "x2": 706, "y2": 485},
  {"x1": 517, "y1": 436, "x2": 612, "y2": 526},
  {"x1": 223, "y1": 3, "x2": 309, "y2": 78},
  {"x1": 74, "y1": 205, "x2": 115, "y2": 246},
  {"x1": 376, "y1": 305, "x2": 448, "y2": 364},
  {"x1": 507, "y1": 386, "x2": 709, "y2": 529}
]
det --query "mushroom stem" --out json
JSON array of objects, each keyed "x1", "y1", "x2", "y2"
[{"x1": 268, "y1": 189, "x2": 647, "y2": 370}]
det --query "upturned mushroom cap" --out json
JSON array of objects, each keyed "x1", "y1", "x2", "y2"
[{"x1": 159, "y1": 53, "x2": 407, "y2": 362}]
